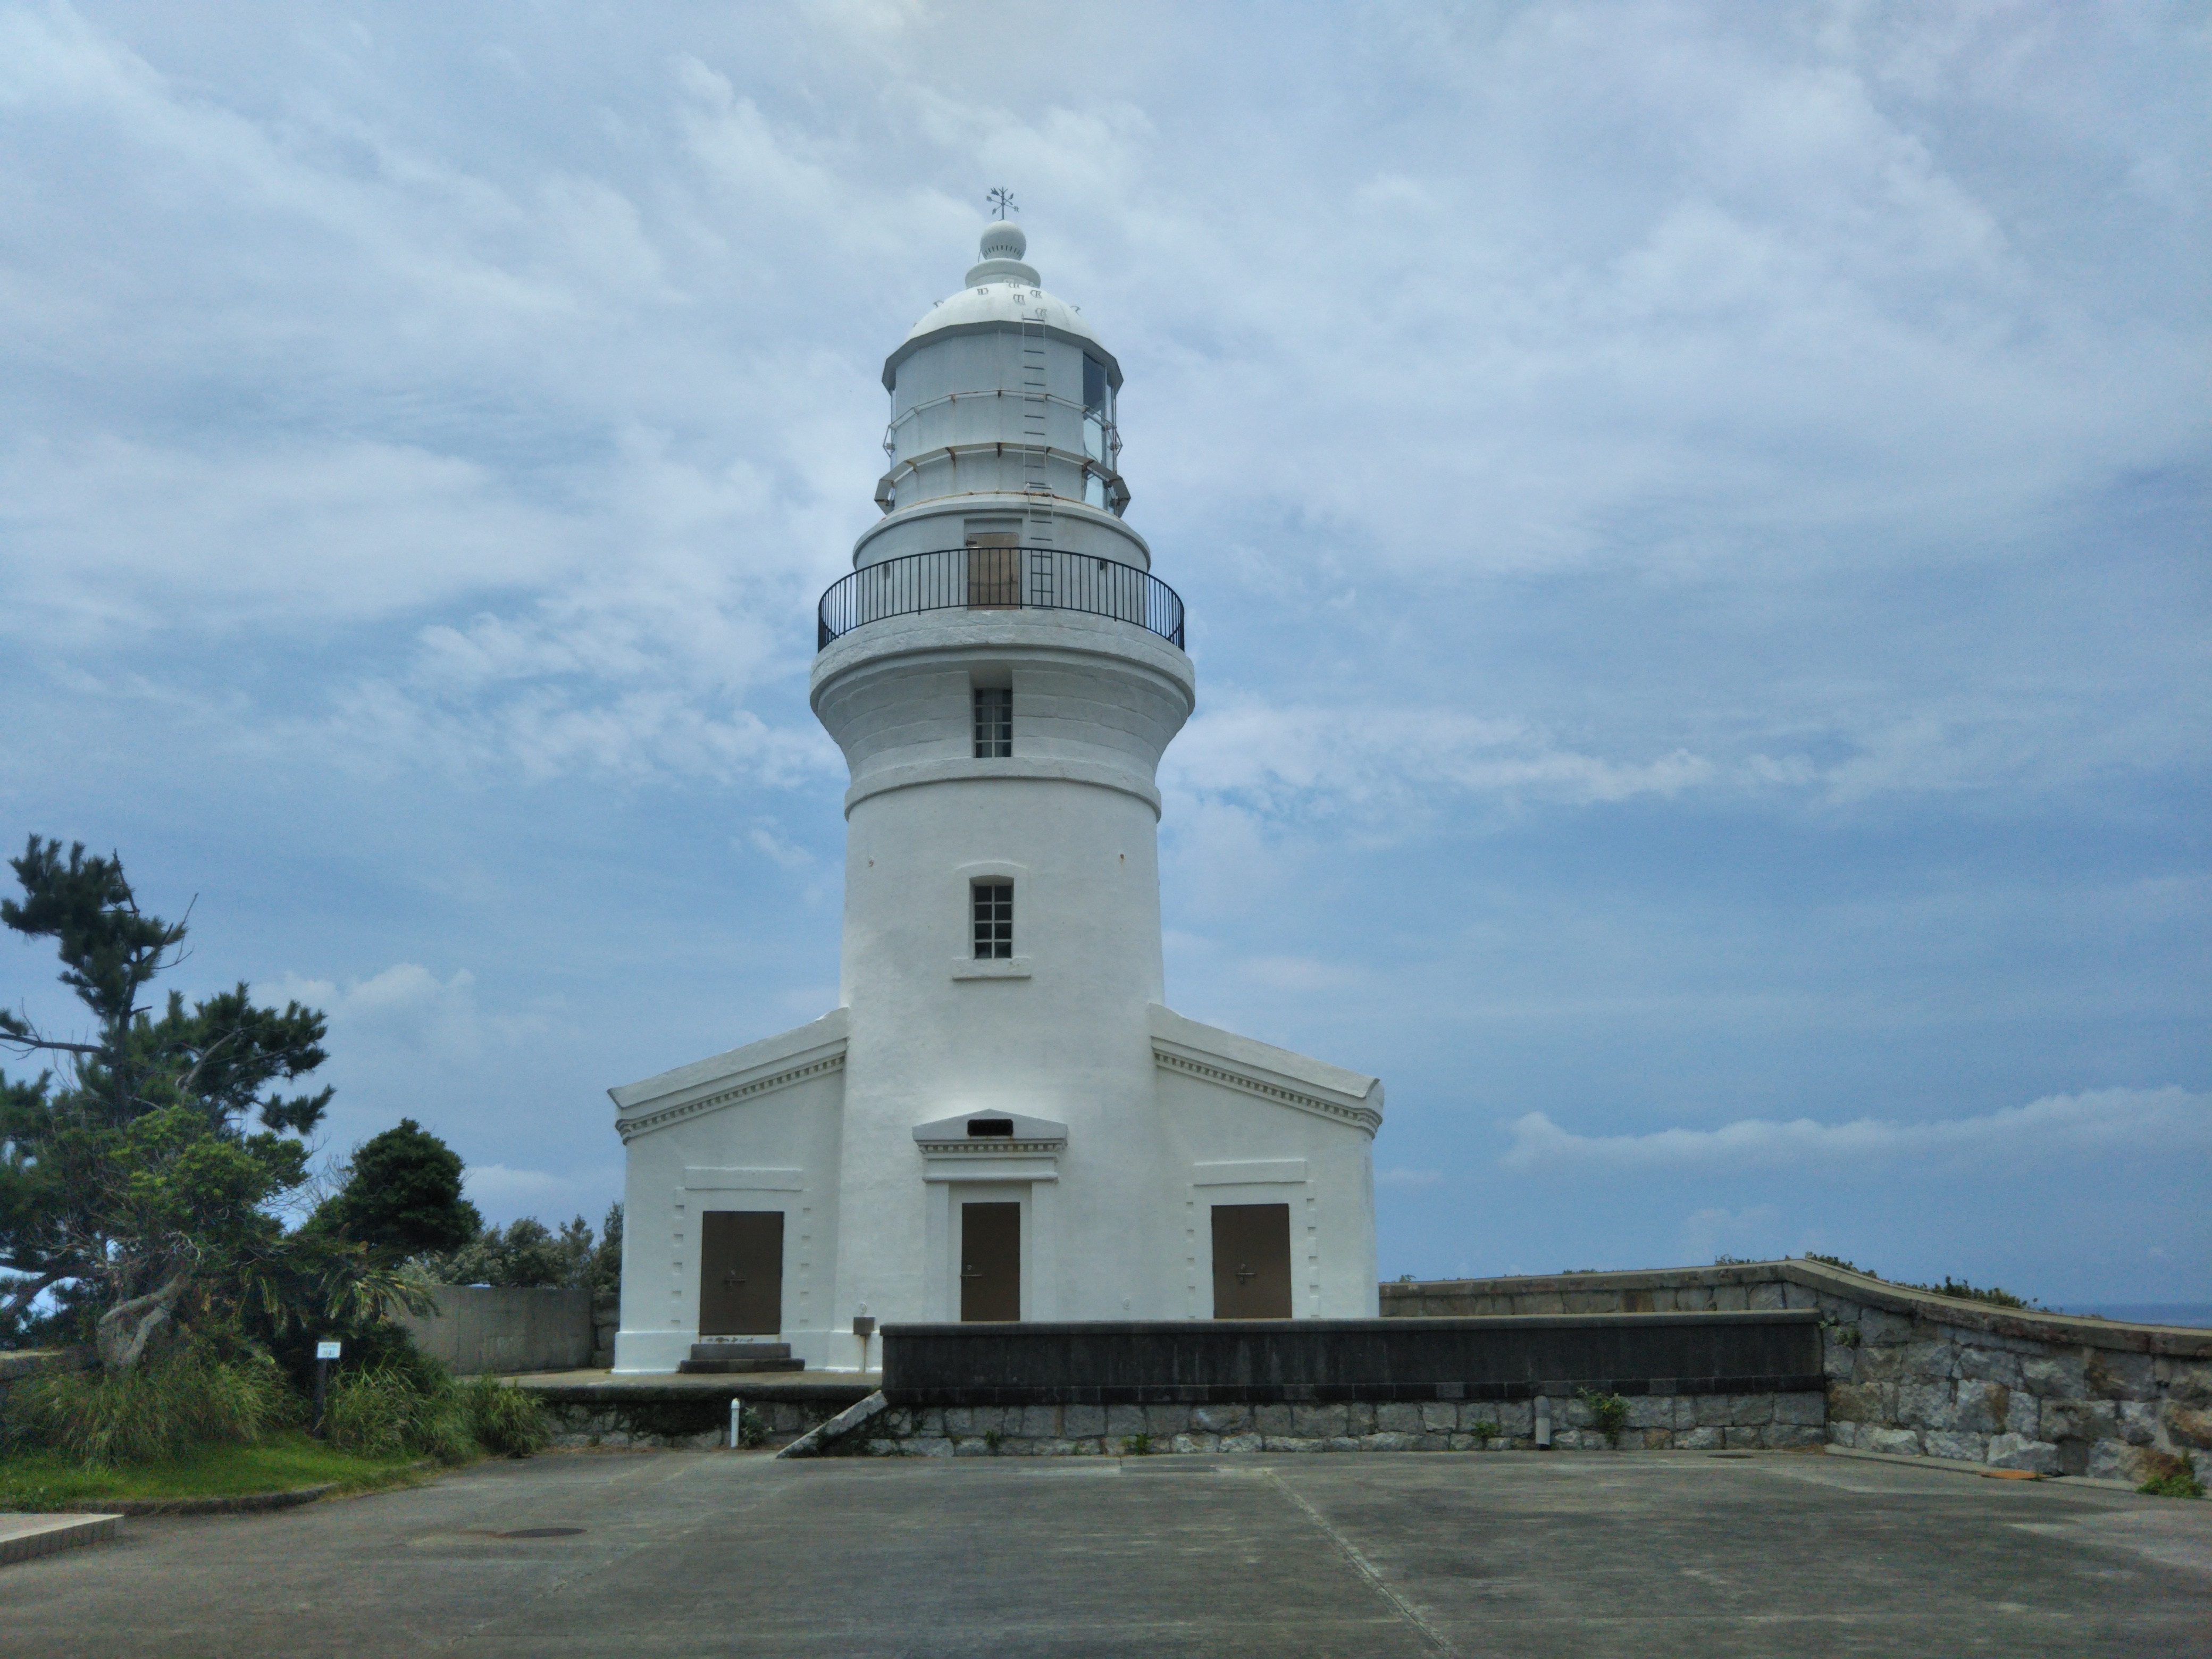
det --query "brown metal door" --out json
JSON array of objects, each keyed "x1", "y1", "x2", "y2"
[
  {"x1": 699, "y1": 1211, "x2": 783, "y2": 1336},
  {"x1": 1211, "y1": 1203, "x2": 1292, "y2": 1319},
  {"x1": 959, "y1": 1202, "x2": 1021, "y2": 1322},
  {"x1": 966, "y1": 532, "x2": 1020, "y2": 609}
]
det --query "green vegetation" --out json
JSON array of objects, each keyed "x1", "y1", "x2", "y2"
[
  {"x1": 1469, "y1": 1418, "x2": 1501, "y2": 1440},
  {"x1": 4, "y1": 1344, "x2": 293, "y2": 1465},
  {"x1": 2138, "y1": 1451, "x2": 2203, "y2": 1500},
  {"x1": 5, "y1": 1342, "x2": 549, "y2": 1475},
  {"x1": 734, "y1": 1405, "x2": 769, "y2": 1449},
  {"x1": 1120, "y1": 1432, "x2": 1154, "y2": 1456},
  {"x1": 421, "y1": 1206, "x2": 622, "y2": 1294},
  {"x1": 1578, "y1": 1389, "x2": 1630, "y2": 1447},
  {"x1": 326, "y1": 1360, "x2": 548, "y2": 1462},
  {"x1": 1799, "y1": 1255, "x2": 2040, "y2": 1311},
  {"x1": 0, "y1": 1431, "x2": 424, "y2": 1513},
  {"x1": 0, "y1": 839, "x2": 557, "y2": 1502}
]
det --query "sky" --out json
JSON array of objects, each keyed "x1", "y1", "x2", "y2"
[{"x1": 1, "y1": 1, "x2": 2206, "y2": 1310}]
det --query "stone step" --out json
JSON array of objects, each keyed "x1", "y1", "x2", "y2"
[
  {"x1": 680, "y1": 1341, "x2": 805, "y2": 1375},
  {"x1": 679, "y1": 1355, "x2": 807, "y2": 1374}
]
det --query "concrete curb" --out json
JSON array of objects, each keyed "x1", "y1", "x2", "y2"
[
  {"x1": 1, "y1": 1512, "x2": 120, "y2": 1565},
  {"x1": 64, "y1": 1483, "x2": 337, "y2": 1516},
  {"x1": 777, "y1": 1390, "x2": 889, "y2": 1459},
  {"x1": 1823, "y1": 1445, "x2": 2148, "y2": 1494}
]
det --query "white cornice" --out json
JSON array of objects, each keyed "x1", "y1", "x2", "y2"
[
  {"x1": 1151, "y1": 1043, "x2": 1383, "y2": 1137},
  {"x1": 616, "y1": 1046, "x2": 847, "y2": 1143}
]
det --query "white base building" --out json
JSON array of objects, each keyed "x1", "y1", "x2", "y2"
[{"x1": 611, "y1": 222, "x2": 1382, "y2": 1373}]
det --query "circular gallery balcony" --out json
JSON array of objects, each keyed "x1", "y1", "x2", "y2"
[{"x1": 817, "y1": 547, "x2": 1185, "y2": 652}]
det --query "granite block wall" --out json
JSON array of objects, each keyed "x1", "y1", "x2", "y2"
[
  {"x1": 1385, "y1": 1261, "x2": 2212, "y2": 1483},
  {"x1": 817, "y1": 1390, "x2": 1826, "y2": 1457}
]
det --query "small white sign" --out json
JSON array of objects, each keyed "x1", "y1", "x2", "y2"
[{"x1": 315, "y1": 1340, "x2": 342, "y2": 1360}]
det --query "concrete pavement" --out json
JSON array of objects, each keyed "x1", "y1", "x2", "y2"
[{"x1": 1, "y1": 1448, "x2": 2206, "y2": 1656}]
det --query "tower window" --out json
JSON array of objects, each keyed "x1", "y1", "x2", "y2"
[
  {"x1": 972, "y1": 881, "x2": 1013, "y2": 959},
  {"x1": 1083, "y1": 355, "x2": 1111, "y2": 463},
  {"x1": 973, "y1": 686, "x2": 1012, "y2": 758}
]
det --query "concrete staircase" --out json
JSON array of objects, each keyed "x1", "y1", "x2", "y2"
[{"x1": 678, "y1": 1341, "x2": 805, "y2": 1375}]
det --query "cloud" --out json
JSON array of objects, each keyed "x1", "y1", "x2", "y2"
[
  {"x1": 264, "y1": 962, "x2": 539, "y2": 1061},
  {"x1": 1681, "y1": 1204, "x2": 1783, "y2": 1264},
  {"x1": 1164, "y1": 698, "x2": 1714, "y2": 825},
  {"x1": 1375, "y1": 1167, "x2": 1445, "y2": 1190},
  {"x1": 463, "y1": 1164, "x2": 583, "y2": 1208},
  {"x1": 1502, "y1": 1087, "x2": 2211, "y2": 1173}
]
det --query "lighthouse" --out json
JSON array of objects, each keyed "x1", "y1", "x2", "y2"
[{"x1": 609, "y1": 220, "x2": 1383, "y2": 1373}]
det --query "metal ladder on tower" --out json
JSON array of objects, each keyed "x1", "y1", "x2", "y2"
[{"x1": 1019, "y1": 305, "x2": 1053, "y2": 561}]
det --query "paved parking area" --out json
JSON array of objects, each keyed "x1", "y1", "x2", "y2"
[{"x1": 3, "y1": 1449, "x2": 2207, "y2": 1656}]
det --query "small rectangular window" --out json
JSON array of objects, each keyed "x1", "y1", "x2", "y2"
[
  {"x1": 972, "y1": 881, "x2": 1013, "y2": 959},
  {"x1": 973, "y1": 686, "x2": 1012, "y2": 758}
]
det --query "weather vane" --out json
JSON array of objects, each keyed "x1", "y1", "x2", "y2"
[{"x1": 987, "y1": 187, "x2": 1018, "y2": 220}]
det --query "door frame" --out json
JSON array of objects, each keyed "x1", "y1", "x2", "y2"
[
  {"x1": 1197, "y1": 1179, "x2": 1313, "y2": 1319},
  {"x1": 679, "y1": 1190, "x2": 803, "y2": 1340},
  {"x1": 924, "y1": 1178, "x2": 1057, "y2": 1322},
  {"x1": 697, "y1": 1209, "x2": 786, "y2": 1336}
]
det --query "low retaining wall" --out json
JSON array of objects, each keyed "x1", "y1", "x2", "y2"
[
  {"x1": 1385, "y1": 1261, "x2": 2212, "y2": 1482},
  {"x1": 882, "y1": 1312, "x2": 1821, "y2": 1405},
  {"x1": 393, "y1": 1286, "x2": 594, "y2": 1376},
  {"x1": 519, "y1": 1376, "x2": 870, "y2": 1449},
  {"x1": 814, "y1": 1388, "x2": 1826, "y2": 1457},
  {"x1": 800, "y1": 1313, "x2": 1823, "y2": 1457}
]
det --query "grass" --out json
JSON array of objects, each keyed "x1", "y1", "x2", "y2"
[
  {"x1": 2137, "y1": 1450, "x2": 2203, "y2": 1500},
  {"x1": 0, "y1": 1430, "x2": 429, "y2": 1513}
]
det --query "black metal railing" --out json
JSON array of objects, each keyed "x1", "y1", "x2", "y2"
[{"x1": 817, "y1": 547, "x2": 1185, "y2": 651}]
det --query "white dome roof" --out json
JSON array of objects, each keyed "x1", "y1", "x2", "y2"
[{"x1": 882, "y1": 224, "x2": 1119, "y2": 389}]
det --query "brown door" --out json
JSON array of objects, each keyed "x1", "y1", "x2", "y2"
[
  {"x1": 699, "y1": 1211, "x2": 783, "y2": 1336},
  {"x1": 959, "y1": 1202, "x2": 1021, "y2": 1322},
  {"x1": 966, "y1": 532, "x2": 1020, "y2": 609},
  {"x1": 1211, "y1": 1203, "x2": 1292, "y2": 1319}
]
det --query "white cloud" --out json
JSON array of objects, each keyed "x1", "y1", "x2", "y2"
[
  {"x1": 1502, "y1": 1087, "x2": 2211, "y2": 1172},
  {"x1": 1681, "y1": 1204, "x2": 1784, "y2": 1265},
  {"x1": 264, "y1": 962, "x2": 538, "y2": 1061},
  {"x1": 463, "y1": 1164, "x2": 582, "y2": 1208},
  {"x1": 1165, "y1": 698, "x2": 1713, "y2": 825},
  {"x1": 1375, "y1": 1167, "x2": 1444, "y2": 1190}
]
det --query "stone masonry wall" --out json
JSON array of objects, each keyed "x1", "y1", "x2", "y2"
[
  {"x1": 539, "y1": 1394, "x2": 833, "y2": 1450},
  {"x1": 820, "y1": 1391, "x2": 1826, "y2": 1457},
  {"x1": 1385, "y1": 1261, "x2": 2212, "y2": 1483}
]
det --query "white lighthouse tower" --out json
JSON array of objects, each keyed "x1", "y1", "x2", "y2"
[{"x1": 609, "y1": 220, "x2": 1383, "y2": 1373}]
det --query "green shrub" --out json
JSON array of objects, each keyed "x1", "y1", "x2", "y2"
[
  {"x1": 459, "y1": 1375, "x2": 551, "y2": 1457},
  {"x1": 323, "y1": 1363, "x2": 473, "y2": 1463},
  {"x1": 3, "y1": 1348, "x2": 295, "y2": 1468},
  {"x1": 321, "y1": 1363, "x2": 549, "y2": 1463},
  {"x1": 1120, "y1": 1432, "x2": 1153, "y2": 1456},
  {"x1": 1469, "y1": 1419, "x2": 1501, "y2": 1440},
  {"x1": 1578, "y1": 1389, "x2": 1631, "y2": 1447},
  {"x1": 731, "y1": 1404, "x2": 769, "y2": 1449},
  {"x1": 2138, "y1": 1450, "x2": 2203, "y2": 1500}
]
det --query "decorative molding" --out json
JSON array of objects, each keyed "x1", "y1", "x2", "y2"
[
  {"x1": 617, "y1": 1050, "x2": 846, "y2": 1143},
  {"x1": 912, "y1": 1137, "x2": 1068, "y2": 1157},
  {"x1": 951, "y1": 957, "x2": 1033, "y2": 981},
  {"x1": 845, "y1": 755, "x2": 1161, "y2": 818},
  {"x1": 1192, "y1": 1159, "x2": 1309, "y2": 1186},
  {"x1": 682, "y1": 1167, "x2": 805, "y2": 1192},
  {"x1": 1152, "y1": 1045, "x2": 1381, "y2": 1136}
]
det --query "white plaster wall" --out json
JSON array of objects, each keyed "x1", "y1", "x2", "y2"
[
  {"x1": 1154, "y1": 1068, "x2": 1381, "y2": 1320},
  {"x1": 610, "y1": 1020, "x2": 848, "y2": 1373}
]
